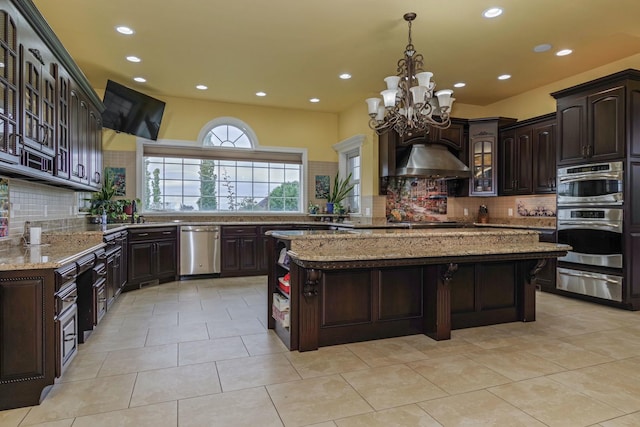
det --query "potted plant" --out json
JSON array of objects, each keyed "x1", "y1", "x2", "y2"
[{"x1": 327, "y1": 172, "x2": 355, "y2": 214}]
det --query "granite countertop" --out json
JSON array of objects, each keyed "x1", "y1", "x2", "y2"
[
  {"x1": 0, "y1": 242, "x2": 106, "y2": 271},
  {"x1": 472, "y1": 223, "x2": 556, "y2": 230},
  {"x1": 269, "y1": 228, "x2": 570, "y2": 262}
]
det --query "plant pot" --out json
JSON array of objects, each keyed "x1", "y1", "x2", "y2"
[
  {"x1": 326, "y1": 202, "x2": 334, "y2": 214},
  {"x1": 478, "y1": 213, "x2": 489, "y2": 224},
  {"x1": 123, "y1": 205, "x2": 133, "y2": 215}
]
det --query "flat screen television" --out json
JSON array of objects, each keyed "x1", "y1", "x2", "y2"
[{"x1": 101, "y1": 80, "x2": 166, "y2": 141}]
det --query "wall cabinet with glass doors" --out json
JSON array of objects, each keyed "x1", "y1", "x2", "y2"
[{"x1": 468, "y1": 117, "x2": 516, "y2": 196}]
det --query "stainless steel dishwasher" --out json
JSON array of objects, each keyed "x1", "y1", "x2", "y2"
[{"x1": 179, "y1": 225, "x2": 221, "y2": 275}]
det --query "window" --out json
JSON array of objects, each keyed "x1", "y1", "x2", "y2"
[
  {"x1": 333, "y1": 135, "x2": 364, "y2": 214},
  {"x1": 139, "y1": 119, "x2": 304, "y2": 213},
  {"x1": 346, "y1": 150, "x2": 360, "y2": 213}
]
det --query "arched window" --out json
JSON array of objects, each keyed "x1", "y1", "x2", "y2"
[
  {"x1": 199, "y1": 117, "x2": 257, "y2": 149},
  {"x1": 139, "y1": 118, "x2": 305, "y2": 213}
]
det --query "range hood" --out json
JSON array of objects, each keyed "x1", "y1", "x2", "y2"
[{"x1": 395, "y1": 143, "x2": 470, "y2": 179}]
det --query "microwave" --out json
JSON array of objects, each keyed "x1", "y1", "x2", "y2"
[{"x1": 557, "y1": 161, "x2": 623, "y2": 206}]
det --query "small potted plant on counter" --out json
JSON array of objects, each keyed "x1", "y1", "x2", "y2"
[{"x1": 326, "y1": 172, "x2": 355, "y2": 214}]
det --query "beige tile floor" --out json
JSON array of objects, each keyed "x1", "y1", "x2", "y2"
[{"x1": 3, "y1": 276, "x2": 640, "y2": 426}]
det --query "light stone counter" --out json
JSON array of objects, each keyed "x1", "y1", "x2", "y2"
[
  {"x1": 0, "y1": 242, "x2": 106, "y2": 271},
  {"x1": 268, "y1": 228, "x2": 570, "y2": 262}
]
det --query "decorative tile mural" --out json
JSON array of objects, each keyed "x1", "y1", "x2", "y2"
[
  {"x1": 383, "y1": 177, "x2": 448, "y2": 222},
  {"x1": 516, "y1": 196, "x2": 556, "y2": 217}
]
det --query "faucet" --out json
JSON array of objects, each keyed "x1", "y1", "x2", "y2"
[{"x1": 131, "y1": 200, "x2": 137, "y2": 223}]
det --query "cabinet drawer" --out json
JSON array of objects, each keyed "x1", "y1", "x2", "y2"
[
  {"x1": 128, "y1": 227, "x2": 177, "y2": 241},
  {"x1": 221, "y1": 225, "x2": 257, "y2": 236}
]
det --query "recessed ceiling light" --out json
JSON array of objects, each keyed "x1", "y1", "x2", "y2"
[
  {"x1": 256, "y1": 91, "x2": 267, "y2": 97},
  {"x1": 126, "y1": 55, "x2": 141, "y2": 63},
  {"x1": 309, "y1": 98, "x2": 320, "y2": 103},
  {"x1": 115, "y1": 26, "x2": 134, "y2": 35},
  {"x1": 556, "y1": 49, "x2": 573, "y2": 56},
  {"x1": 498, "y1": 74, "x2": 511, "y2": 80},
  {"x1": 533, "y1": 43, "x2": 552, "y2": 53},
  {"x1": 196, "y1": 84, "x2": 208, "y2": 90},
  {"x1": 453, "y1": 82, "x2": 466, "y2": 88},
  {"x1": 483, "y1": 7, "x2": 503, "y2": 18},
  {"x1": 339, "y1": 73, "x2": 352, "y2": 80},
  {"x1": 133, "y1": 77, "x2": 146, "y2": 83}
]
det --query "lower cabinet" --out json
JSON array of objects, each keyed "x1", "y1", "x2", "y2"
[
  {"x1": 127, "y1": 227, "x2": 178, "y2": 288},
  {"x1": 537, "y1": 229, "x2": 557, "y2": 291},
  {"x1": 0, "y1": 269, "x2": 56, "y2": 410},
  {"x1": 221, "y1": 224, "x2": 331, "y2": 277},
  {"x1": 221, "y1": 226, "x2": 259, "y2": 276}
]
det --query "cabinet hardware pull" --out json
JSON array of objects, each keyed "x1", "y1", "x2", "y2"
[
  {"x1": 162, "y1": 231, "x2": 171, "y2": 235},
  {"x1": 137, "y1": 233, "x2": 149, "y2": 237},
  {"x1": 64, "y1": 334, "x2": 77, "y2": 342}
]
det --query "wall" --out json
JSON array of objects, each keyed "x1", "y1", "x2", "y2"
[
  {"x1": 101, "y1": 92, "x2": 340, "y2": 163},
  {"x1": 2, "y1": 178, "x2": 80, "y2": 243}
]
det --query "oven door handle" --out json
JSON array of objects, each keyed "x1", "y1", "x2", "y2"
[
  {"x1": 558, "y1": 173, "x2": 621, "y2": 183},
  {"x1": 558, "y1": 270, "x2": 621, "y2": 284},
  {"x1": 558, "y1": 221, "x2": 621, "y2": 229}
]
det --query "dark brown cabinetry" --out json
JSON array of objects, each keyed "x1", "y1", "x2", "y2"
[
  {"x1": 0, "y1": 7, "x2": 20, "y2": 164},
  {"x1": 0, "y1": 1, "x2": 103, "y2": 191},
  {"x1": 499, "y1": 114, "x2": 556, "y2": 195},
  {"x1": 104, "y1": 230, "x2": 126, "y2": 305},
  {"x1": 553, "y1": 74, "x2": 630, "y2": 166},
  {"x1": 536, "y1": 230, "x2": 557, "y2": 291},
  {"x1": 221, "y1": 225, "x2": 259, "y2": 276},
  {"x1": 127, "y1": 227, "x2": 178, "y2": 288},
  {"x1": 0, "y1": 268, "x2": 55, "y2": 410}
]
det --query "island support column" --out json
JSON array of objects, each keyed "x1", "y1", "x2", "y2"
[{"x1": 424, "y1": 263, "x2": 456, "y2": 340}]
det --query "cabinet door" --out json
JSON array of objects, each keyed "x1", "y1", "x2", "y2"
[
  {"x1": 515, "y1": 129, "x2": 533, "y2": 194},
  {"x1": 88, "y1": 107, "x2": 102, "y2": 188},
  {"x1": 0, "y1": 9, "x2": 20, "y2": 164},
  {"x1": 470, "y1": 137, "x2": 496, "y2": 195},
  {"x1": 240, "y1": 236, "x2": 259, "y2": 272},
  {"x1": 54, "y1": 65, "x2": 70, "y2": 179},
  {"x1": 532, "y1": 122, "x2": 556, "y2": 193},
  {"x1": 68, "y1": 89, "x2": 88, "y2": 184},
  {"x1": 128, "y1": 241, "x2": 155, "y2": 283},
  {"x1": 221, "y1": 237, "x2": 241, "y2": 273},
  {"x1": 155, "y1": 240, "x2": 177, "y2": 278},
  {"x1": 557, "y1": 95, "x2": 586, "y2": 165},
  {"x1": 105, "y1": 252, "x2": 115, "y2": 307},
  {"x1": 588, "y1": 86, "x2": 625, "y2": 161},
  {"x1": 499, "y1": 130, "x2": 517, "y2": 195}
]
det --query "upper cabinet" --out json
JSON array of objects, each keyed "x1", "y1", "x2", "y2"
[
  {"x1": 552, "y1": 70, "x2": 640, "y2": 166},
  {"x1": 0, "y1": 0, "x2": 104, "y2": 191},
  {"x1": 498, "y1": 113, "x2": 556, "y2": 196},
  {"x1": 468, "y1": 117, "x2": 516, "y2": 197},
  {"x1": 0, "y1": 7, "x2": 20, "y2": 164}
]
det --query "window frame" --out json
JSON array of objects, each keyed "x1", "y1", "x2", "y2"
[
  {"x1": 333, "y1": 134, "x2": 364, "y2": 215},
  {"x1": 135, "y1": 119, "x2": 308, "y2": 215}
]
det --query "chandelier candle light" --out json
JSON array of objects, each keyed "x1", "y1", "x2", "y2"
[{"x1": 366, "y1": 12, "x2": 455, "y2": 136}]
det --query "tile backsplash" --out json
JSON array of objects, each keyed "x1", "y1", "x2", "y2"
[{"x1": 382, "y1": 177, "x2": 449, "y2": 222}]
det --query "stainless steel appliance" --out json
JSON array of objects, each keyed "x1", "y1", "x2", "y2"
[
  {"x1": 180, "y1": 225, "x2": 221, "y2": 275},
  {"x1": 557, "y1": 208, "x2": 623, "y2": 268},
  {"x1": 557, "y1": 161, "x2": 623, "y2": 206},
  {"x1": 556, "y1": 161, "x2": 625, "y2": 302},
  {"x1": 557, "y1": 267, "x2": 623, "y2": 302}
]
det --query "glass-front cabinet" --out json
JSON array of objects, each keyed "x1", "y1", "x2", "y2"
[
  {"x1": 468, "y1": 117, "x2": 516, "y2": 197},
  {"x1": 472, "y1": 139, "x2": 493, "y2": 194}
]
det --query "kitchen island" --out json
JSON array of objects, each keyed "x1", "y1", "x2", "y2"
[{"x1": 267, "y1": 228, "x2": 569, "y2": 351}]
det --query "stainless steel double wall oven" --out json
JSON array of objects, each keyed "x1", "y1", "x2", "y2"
[{"x1": 556, "y1": 161, "x2": 624, "y2": 301}]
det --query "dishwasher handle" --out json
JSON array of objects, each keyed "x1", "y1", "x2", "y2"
[{"x1": 180, "y1": 226, "x2": 220, "y2": 233}]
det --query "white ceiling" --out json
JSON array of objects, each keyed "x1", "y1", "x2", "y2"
[{"x1": 32, "y1": 0, "x2": 640, "y2": 113}]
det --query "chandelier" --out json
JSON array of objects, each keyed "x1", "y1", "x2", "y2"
[{"x1": 366, "y1": 12, "x2": 455, "y2": 136}]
